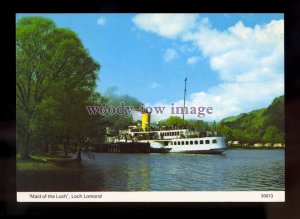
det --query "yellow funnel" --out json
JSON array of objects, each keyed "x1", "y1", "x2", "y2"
[{"x1": 142, "y1": 112, "x2": 150, "y2": 132}]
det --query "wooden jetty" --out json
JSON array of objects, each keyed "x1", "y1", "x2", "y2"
[{"x1": 93, "y1": 142, "x2": 150, "y2": 153}]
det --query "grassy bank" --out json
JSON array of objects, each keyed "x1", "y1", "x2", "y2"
[
  {"x1": 17, "y1": 153, "x2": 99, "y2": 191},
  {"x1": 17, "y1": 153, "x2": 75, "y2": 171}
]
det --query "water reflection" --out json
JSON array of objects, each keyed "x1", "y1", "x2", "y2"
[{"x1": 125, "y1": 155, "x2": 150, "y2": 191}]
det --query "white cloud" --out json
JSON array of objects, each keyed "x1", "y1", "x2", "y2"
[
  {"x1": 187, "y1": 56, "x2": 201, "y2": 65},
  {"x1": 148, "y1": 76, "x2": 283, "y2": 122},
  {"x1": 180, "y1": 45, "x2": 196, "y2": 53},
  {"x1": 149, "y1": 82, "x2": 160, "y2": 89},
  {"x1": 97, "y1": 17, "x2": 106, "y2": 26},
  {"x1": 132, "y1": 13, "x2": 199, "y2": 39},
  {"x1": 163, "y1": 49, "x2": 177, "y2": 62},
  {"x1": 184, "y1": 20, "x2": 284, "y2": 83},
  {"x1": 134, "y1": 16, "x2": 284, "y2": 121}
]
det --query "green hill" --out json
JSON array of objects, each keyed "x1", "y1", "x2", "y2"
[
  {"x1": 220, "y1": 114, "x2": 244, "y2": 123},
  {"x1": 220, "y1": 108, "x2": 266, "y2": 130},
  {"x1": 219, "y1": 95, "x2": 284, "y2": 145}
]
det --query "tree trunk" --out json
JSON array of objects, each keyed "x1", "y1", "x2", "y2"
[
  {"x1": 76, "y1": 140, "x2": 82, "y2": 161},
  {"x1": 64, "y1": 139, "x2": 69, "y2": 157},
  {"x1": 43, "y1": 141, "x2": 49, "y2": 154},
  {"x1": 41, "y1": 141, "x2": 47, "y2": 154},
  {"x1": 20, "y1": 133, "x2": 31, "y2": 160}
]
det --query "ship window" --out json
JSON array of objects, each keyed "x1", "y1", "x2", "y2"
[
  {"x1": 170, "y1": 142, "x2": 173, "y2": 145},
  {"x1": 186, "y1": 141, "x2": 189, "y2": 145},
  {"x1": 178, "y1": 141, "x2": 180, "y2": 145},
  {"x1": 174, "y1": 141, "x2": 176, "y2": 145},
  {"x1": 212, "y1": 139, "x2": 217, "y2": 144},
  {"x1": 190, "y1": 141, "x2": 193, "y2": 145},
  {"x1": 177, "y1": 131, "x2": 179, "y2": 136},
  {"x1": 181, "y1": 141, "x2": 185, "y2": 145},
  {"x1": 195, "y1": 140, "x2": 198, "y2": 144},
  {"x1": 205, "y1": 140, "x2": 210, "y2": 144},
  {"x1": 200, "y1": 140, "x2": 203, "y2": 144}
]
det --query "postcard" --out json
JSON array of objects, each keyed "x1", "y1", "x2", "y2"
[{"x1": 16, "y1": 13, "x2": 284, "y2": 202}]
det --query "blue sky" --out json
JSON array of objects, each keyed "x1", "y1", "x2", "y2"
[{"x1": 16, "y1": 13, "x2": 284, "y2": 121}]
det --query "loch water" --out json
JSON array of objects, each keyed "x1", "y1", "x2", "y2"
[
  {"x1": 75, "y1": 149, "x2": 284, "y2": 191},
  {"x1": 17, "y1": 149, "x2": 284, "y2": 191}
]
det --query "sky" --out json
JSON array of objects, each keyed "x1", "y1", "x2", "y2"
[{"x1": 16, "y1": 13, "x2": 284, "y2": 122}]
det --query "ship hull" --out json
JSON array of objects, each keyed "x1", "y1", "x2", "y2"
[
  {"x1": 149, "y1": 136, "x2": 227, "y2": 154},
  {"x1": 150, "y1": 148, "x2": 172, "y2": 153},
  {"x1": 172, "y1": 148, "x2": 226, "y2": 154}
]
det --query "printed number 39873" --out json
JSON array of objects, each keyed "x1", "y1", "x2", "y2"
[{"x1": 261, "y1": 194, "x2": 273, "y2": 198}]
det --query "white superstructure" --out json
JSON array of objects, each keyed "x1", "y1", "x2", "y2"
[{"x1": 118, "y1": 128, "x2": 227, "y2": 154}]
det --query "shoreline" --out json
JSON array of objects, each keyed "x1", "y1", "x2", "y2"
[{"x1": 227, "y1": 146, "x2": 284, "y2": 150}]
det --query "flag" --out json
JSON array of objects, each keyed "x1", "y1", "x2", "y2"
[{"x1": 184, "y1": 76, "x2": 187, "y2": 82}]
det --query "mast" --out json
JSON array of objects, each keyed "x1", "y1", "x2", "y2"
[{"x1": 183, "y1": 77, "x2": 187, "y2": 125}]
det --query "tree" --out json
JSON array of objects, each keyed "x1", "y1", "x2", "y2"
[
  {"x1": 264, "y1": 96, "x2": 284, "y2": 133},
  {"x1": 186, "y1": 120, "x2": 208, "y2": 132},
  {"x1": 16, "y1": 17, "x2": 100, "y2": 159},
  {"x1": 262, "y1": 125, "x2": 282, "y2": 146},
  {"x1": 216, "y1": 125, "x2": 234, "y2": 141},
  {"x1": 159, "y1": 116, "x2": 184, "y2": 128}
]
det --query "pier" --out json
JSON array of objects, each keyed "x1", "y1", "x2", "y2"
[{"x1": 93, "y1": 142, "x2": 150, "y2": 153}]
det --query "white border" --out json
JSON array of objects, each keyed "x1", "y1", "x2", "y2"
[{"x1": 17, "y1": 191, "x2": 285, "y2": 202}]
